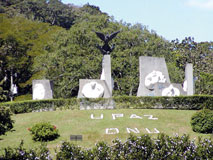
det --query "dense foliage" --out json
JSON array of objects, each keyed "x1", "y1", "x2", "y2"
[
  {"x1": 57, "y1": 134, "x2": 211, "y2": 159},
  {"x1": 191, "y1": 109, "x2": 213, "y2": 134},
  {"x1": 0, "y1": 96, "x2": 212, "y2": 114},
  {"x1": 0, "y1": 0, "x2": 212, "y2": 101},
  {"x1": 0, "y1": 13, "x2": 62, "y2": 101},
  {"x1": 0, "y1": 106, "x2": 14, "y2": 135},
  {"x1": 29, "y1": 122, "x2": 59, "y2": 141},
  {"x1": 2, "y1": 134, "x2": 212, "y2": 159},
  {"x1": 0, "y1": 141, "x2": 52, "y2": 160}
]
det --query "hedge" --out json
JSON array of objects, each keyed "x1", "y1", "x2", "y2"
[
  {"x1": 0, "y1": 98, "x2": 79, "y2": 114},
  {"x1": 0, "y1": 95, "x2": 212, "y2": 114},
  {"x1": 0, "y1": 134, "x2": 212, "y2": 159},
  {"x1": 114, "y1": 95, "x2": 213, "y2": 110}
]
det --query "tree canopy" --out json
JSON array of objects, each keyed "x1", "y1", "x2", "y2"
[{"x1": 0, "y1": 1, "x2": 212, "y2": 101}]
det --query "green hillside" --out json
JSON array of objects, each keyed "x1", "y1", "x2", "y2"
[{"x1": 0, "y1": 0, "x2": 213, "y2": 102}]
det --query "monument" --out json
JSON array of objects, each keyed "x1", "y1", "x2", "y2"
[
  {"x1": 32, "y1": 80, "x2": 53, "y2": 100},
  {"x1": 95, "y1": 30, "x2": 120, "y2": 94},
  {"x1": 77, "y1": 30, "x2": 120, "y2": 109},
  {"x1": 137, "y1": 56, "x2": 191, "y2": 97}
]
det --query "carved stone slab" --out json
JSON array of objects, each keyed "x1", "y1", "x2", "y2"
[
  {"x1": 137, "y1": 56, "x2": 171, "y2": 96},
  {"x1": 32, "y1": 80, "x2": 53, "y2": 100}
]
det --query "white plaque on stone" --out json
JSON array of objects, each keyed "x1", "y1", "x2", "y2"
[{"x1": 32, "y1": 80, "x2": 53, "y2": 100}]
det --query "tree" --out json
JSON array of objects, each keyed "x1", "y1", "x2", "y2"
[
  {"x1": 170, "y1": 37, "x2": 213, "y2": 94},
  {"x1": 33, "y1": 14, "x2": 109, "y2": 98},
  {"x1": 0, "y1": 14, "x2": 61, "y2": 101},
  {"x1": 1, "y1": 0, "x2": 77, "y2": 29}
]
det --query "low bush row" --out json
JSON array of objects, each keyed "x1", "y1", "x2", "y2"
[
  {"x1": 0, "y1": 95, "x2": 212, "y2": 114},
  {"x1": 114, "y1": 95, "x2": 213, "y2": 110},
  {"x1": 0, "y1": 141, "x2": 51, "y2": 160},
  {"x1": 0, "y1": 134, "x2": 212, "y2": 160},
  {"x1": 0, "y1": 98, "x2": 78, "y2": 114}
]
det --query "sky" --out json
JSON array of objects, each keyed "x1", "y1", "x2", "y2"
[{"x1": 62, "y1": 0, "x2": 213, "y2": 42}]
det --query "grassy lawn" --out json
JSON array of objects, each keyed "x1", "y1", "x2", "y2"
[{"x1": 0, "y1": 109, "x2": 212, "y2": 153}]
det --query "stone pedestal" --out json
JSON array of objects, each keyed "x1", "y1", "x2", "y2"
[
  {"x1": 32, "y1": 80, "x2": 53, "y2": 100},
  {"x1": 185, "y1": 63, "x2": 194, "y2": 95}
]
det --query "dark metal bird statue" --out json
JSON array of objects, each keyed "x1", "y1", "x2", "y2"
[{"x1": 94, "y1": 30, "x2": 121, "y2": 55}]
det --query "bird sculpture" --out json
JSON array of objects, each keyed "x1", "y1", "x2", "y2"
[{"x1": 95, "y1": 30, "x2": 121, "y2": 55}]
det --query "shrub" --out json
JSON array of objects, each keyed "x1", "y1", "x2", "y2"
[
  {"x1": 92, "y1": 141, "x2": 111, "y2": 159},
  {"x1": 55, "y1": 134, "x2": 213, "y2": 160},
  {"x1": 56, "y1": 141, "x2": 93, "y2": 160},
  {"x1": 0, "y1": 140, "x2": 52, "y2": 160},
  {"x1": 0, "y1": 106, "x2": 14, "y2": 135},
  {"x1": 29, "y1": 122, "x2": 60, "y2": 141},
  {"x1": 0, "y1": 134, "x2": 213, "y2": 159},
  {"x1": 191, "y1": 109, "x2": 213, "y2": 134},
  {"x1": 0, "y1": 95, "x2": 212, "y2": 114}
]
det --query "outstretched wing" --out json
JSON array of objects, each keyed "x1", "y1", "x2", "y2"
[
  {"x1": 108, "y1": 30, "x2": 121, "y2": 41},
  {"x1": 95, "y1": 31, "x2": 106, "y2": 41}
]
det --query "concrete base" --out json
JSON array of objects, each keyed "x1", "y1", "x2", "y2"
[{"x1": 79, "y1": 98, "x2": 115, "y2": 110}]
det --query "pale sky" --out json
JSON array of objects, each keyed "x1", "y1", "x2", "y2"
[{"x1": 62, "y1": 0, "x2": 213, "y2": 42}]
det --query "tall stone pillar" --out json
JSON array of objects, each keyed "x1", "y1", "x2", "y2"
[
  {"x1": 100, "y1": 55, "x2": 112, "y2": 95},
  {"x1": 185, "y1": 63, "x2": 194, "y2": 95}
]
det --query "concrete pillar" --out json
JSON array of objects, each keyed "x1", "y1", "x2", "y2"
[
  {"x1": 185, "y1": 63, "x2": 194, "y2": 95},
  {"x1": 100, "y1": 55, "x2": 112, "y2": 95}
]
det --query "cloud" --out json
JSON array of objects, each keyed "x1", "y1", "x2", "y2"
[{"x1": 186, "y1": 0, "x2": 213, "y2": 10}]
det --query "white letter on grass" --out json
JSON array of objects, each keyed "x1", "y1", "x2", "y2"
[
  {"x1": 91, "y1": 114, "x2": 103, "y2": 119},
  {"x1": 144, "y1": 115, "x2": 158, "y2": 120},
  {"x1": 126, "y1": 128, "x2": 140, "y2": 134},
  {"x1": 112, "y1": 114, "x2": 123, "y2": 120},
  {"x1": 146, "y1": 128, "x2": 160, "y2": 134},
  {"x1": 106, "y1": 128, "x2": 119, "y2": 134},
  {"x1": 130, "y1": 114, "x2": 143, "y2": 119}
]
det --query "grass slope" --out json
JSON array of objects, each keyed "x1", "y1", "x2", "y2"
[{"x1": 0, "y1": 109, "x2": 212, "y2": 152}]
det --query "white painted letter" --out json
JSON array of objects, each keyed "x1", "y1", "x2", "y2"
[
  {"x1": 130, "y1": 114, "x2": 143, "y2": 119},
  {"x1": 91, "y1": 114, "x2": 103, "y2": 119},
  {"x1": 144, "y1": 115, "x2": 158, "y2": 120},
  {"x1": 106, "y1": 128, "x2": 119, "y2": 134},
  {"x1": 126, "y1": 128, "x2": 140, "y2": 134},
  {"x1": 112, "y1": 114, "x2": 123, "y2": 120},
  {"x1": 146, "y1": 128, "x2": 160, "y2": 134}
]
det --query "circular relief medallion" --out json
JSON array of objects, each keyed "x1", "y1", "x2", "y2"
[
  {"x1": 82, "y1": 81, "x2": 104, "y2": 98},
  {"x1": 162, "y1": 84, "x2": 180, "y2": 96},
  {"x1": 145, "y1": 70, "x2": 166, "y2": 90}
]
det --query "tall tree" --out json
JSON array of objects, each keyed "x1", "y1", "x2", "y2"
[{"x1": 0, "y1": 14, "x2": 61, "y2": 101}]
